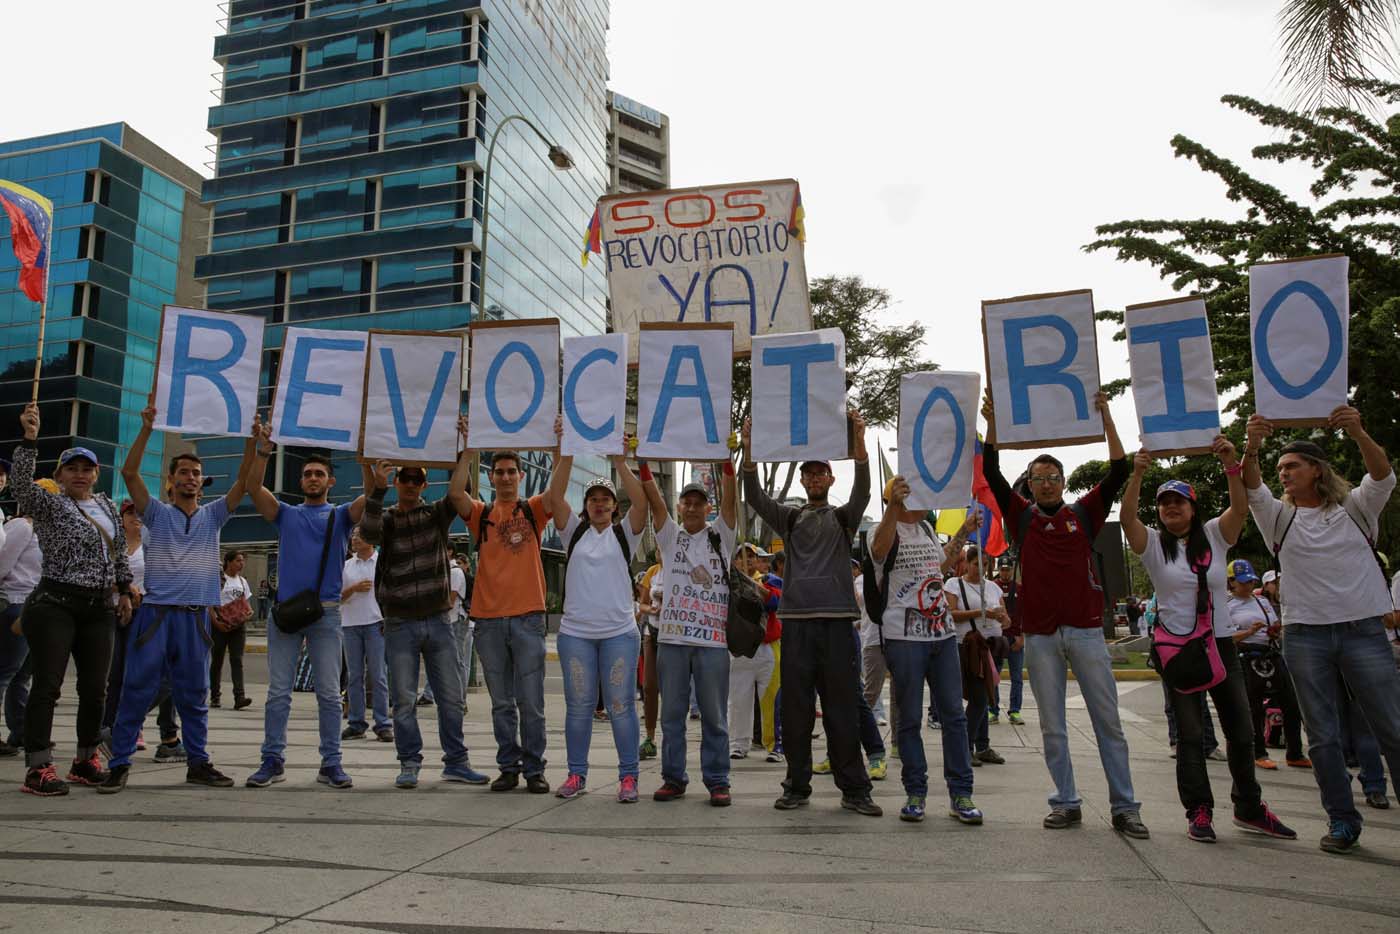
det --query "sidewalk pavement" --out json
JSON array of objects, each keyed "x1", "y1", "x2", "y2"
[{"x1": 2, "y1": 659, "x2": 1396, "y2": 933}]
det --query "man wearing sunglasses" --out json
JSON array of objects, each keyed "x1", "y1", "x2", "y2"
[{"x1": 980, "y1": 390, "x2": 1147, "y2": 839}]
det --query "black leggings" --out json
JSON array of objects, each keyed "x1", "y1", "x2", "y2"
[
  {"x1": 209, "y1": 625, "x2": 246, "y2": 701},
  {"x1": 21, "y1": 583, "x2": 114, "y2": 767},
  {"x1": 1240, "y1": 648, "x2": 1304, "y2": 760},
  {"x1": 1169, "y1": 639, "x2": 1263, "y2": 819}
]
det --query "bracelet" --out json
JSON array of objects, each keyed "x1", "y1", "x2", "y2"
[
  {"x1": 638, "y1": 462, "x2": 653, "y2": 482},
  {"x1": 721, "y1": 460, "x2": 734, "y2": 477},
  {"x1": 1224, "y1": 462, "x2": 1243, "y2": 477}
]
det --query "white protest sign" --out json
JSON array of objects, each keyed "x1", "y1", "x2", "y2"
[
  {"x1": 983, "y1": 289, "x2": 1103, "y2": 449},
  {"x1": 270, "y1": 327, "x2": 369, "y2": 451},
  {"x1": 153, "y1": 306, "x2": 264, "y2": 436},
  {"x1": 561, "y1": 332, "x2": 627, "y2": 456},
  {"x1": 598, "y1": 179, "x2": 811, "y2": 355},
  {"x1": 466, "y1": 319, "x2": 560, "y2": 450},
  {"x1": 361, "y1": 330, "x2": 463, "y2": 467},
  {"x1": 898, "y1": 371, "x2": 980, "y2": 511},
  {"x1": 636, "y1": 323, "x2": 733, "y2": 460},
  {"x1": 749, "y1": 328, "x2": 847, "y2": 463},
  {"x1": 1125, "y1": 297, "x2": 1220, "y2": 454},
  {"x1": 1250, "y1": 254, "x2": 1349, "y2": 424}
]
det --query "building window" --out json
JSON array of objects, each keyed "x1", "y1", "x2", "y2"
[
  {"x1": 78, "y1": 227, "x2": 106, "y2": 262},
  {"x1": 274, "y1": 270, "x2": 290, "y2": 323},
  {"x1": 70, "y1": 283, "x2": 101, "y2": 318},
  {"x1": 83, "y1": 171, "x2": 111, "y2": 206}
]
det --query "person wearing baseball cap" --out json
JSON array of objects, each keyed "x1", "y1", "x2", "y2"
[
  {"x1": 1123, "y1": 440, "x2": 1295, "y2": 843},
  {"x1": 540, "y1": 419, "x2": 649, "y2": 804},
  {"x1": 1244, "y1": 405, "x2": 1398, "y2": 853},
  {"x1": 1224, "y1": 559, "x2": 1308, "y2": 774}
]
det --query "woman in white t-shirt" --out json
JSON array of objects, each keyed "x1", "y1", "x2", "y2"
[
  {"x1": 209, "y1": 552, "x2": 253, "y2": 710},
  {"x1": 1244, "y1": 408, "x2": 1399, "y2": 853},
  {"x1": 1123, "y1": 439, "x2": 1294, "y2": 844},
  {"x1": 949, "y1": 547, "x2": 1008, "y2": 767},
  {"x1": 541, "y1": 422, "x2": 647, "y2": 804},
  {"x1": 1224, "y1": 560, "x2": 1305, "y2": 771}
]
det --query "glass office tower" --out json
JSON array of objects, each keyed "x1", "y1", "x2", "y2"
[
  {"x1": 0, "y1": 124, "x2": 208, "y2": 502},
  {"x1": 198, "y1": 0, "x2": 611, "y2": 544}
]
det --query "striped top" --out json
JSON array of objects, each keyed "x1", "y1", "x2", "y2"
[
  {"x1": 360, "y1": 489, "x2": 454, "y2": 619},
  {"x1": 142, "y1": 498, "x2": 230, "y2": 606}
]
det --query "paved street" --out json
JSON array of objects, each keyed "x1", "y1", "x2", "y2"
[{"x1": 1, "y1": 659, "x2": 1397, "y2": 934}]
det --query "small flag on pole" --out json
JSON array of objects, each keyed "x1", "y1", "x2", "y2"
[
  {"x1": 0, "y1": 180, "x2": 53, "y2": 303},
  {"x1": 788, "y1": 186, "x2": 805, "y2": 242},
  {"x1": 580, "y1": 205, "x2": 602, "y2": 266}
]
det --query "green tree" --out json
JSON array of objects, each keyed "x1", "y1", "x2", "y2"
[
  {"x1": 1084, "y1": 84, "x2": 1400, "y2": 563},
  {"x1": 1278, "y1": 0, "x2": 1399, "y2": 112},
  {"x1": 735, "y1": 274, "x2": 927, "y2": 523}
]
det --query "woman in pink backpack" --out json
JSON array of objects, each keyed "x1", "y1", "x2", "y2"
[{"x1": 1121, "y1": 436, "x2": 1295, "y2": 845}]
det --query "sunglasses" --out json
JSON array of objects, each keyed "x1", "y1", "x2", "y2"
[{"x1": 396, "y1": 474, "x2": 426, "y2": 486}]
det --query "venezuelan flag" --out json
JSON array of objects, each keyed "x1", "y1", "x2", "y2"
[
  {"x1": 788, "y1": 186, "x2": 805, "y2": 242},
  {"x1": 934, "y1": 436, "x2": 1008, "y2": 556},
  {"x1": 0, "y1": 179, "x2": 53, "y2": 303},
  {"x1": 580, "y1": 204, "x2": 602, "y2": 267}
]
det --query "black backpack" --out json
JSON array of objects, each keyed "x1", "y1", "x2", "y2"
[
  {"x1": 560, "y1": 518, "x2": 632, "y2": 604},
  {"x1": 860, "y1": 521, "x2": 935, "y2": 625}
]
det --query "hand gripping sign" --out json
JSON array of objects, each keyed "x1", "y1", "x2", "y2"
[
  {"x1": 1124, "y1": 296, "x2": 1220, "y2": 455},
  {"x1": 1249, "y1": 254, "x2": 1349, "y2": 426},
  {"x1": 561, "y1": 332, "x2": 628, "y2": 457},
  {"x1": 636, "y1": 322, "x2": 733, "y2": 461},
  {"x1": 982, "y1": 289, "x2": 1103, "y2": 449},
  {"x1": 153, "y1": 305, "x2": 265, "y2": 436},
  {"x1": 598, "y1": 179, "x2": 811, "y2": 355},
  {"x1": 360, "y1": 329, "x2": 463, "y2": 467},
  {"x1": 466, "y1": 319, "x2": 560, "y2": 450},
  {"x1": 749, "y1": 328, "x2": 847, "y2": 463},
  {"x1": 270, "y1": 327, "x2": 369, "y2": 451},
  {"x1": 898, "y1": 371, "x2": 981, "y2": 511}
]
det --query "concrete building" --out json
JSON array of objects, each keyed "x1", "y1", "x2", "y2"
[
  {"x1": 0, "y1": 124, "x2": 208, "y2": 501},
  {"x1": 606, "y1": 91, "x2": 669, "y2": 193}
]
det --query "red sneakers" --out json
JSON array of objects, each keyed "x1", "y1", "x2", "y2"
[
  {"x1": 66, "y1": 753, "x2": 109, "y2": 786},
  {"x1": 22, "y1": 764, "x2": 68, "y2": 797},
  {"x1": 652, "y1": 781, "x2": 686, "y2": 801}
]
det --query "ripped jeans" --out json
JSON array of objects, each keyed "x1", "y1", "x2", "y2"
[{"x1": 557, "y1": 628, "x2": 641, "y2": 781}]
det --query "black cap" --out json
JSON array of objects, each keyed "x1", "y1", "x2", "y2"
[
  {"x1": 678, "y1": 482, "x2": 710, "y2": 502},
  {"x1": 1280, "y1": 439, "x2": 1329, "y2": 463}
]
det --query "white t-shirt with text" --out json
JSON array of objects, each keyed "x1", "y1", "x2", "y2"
[
  {"x1": 654, "y1": 515, "x2": 736, "y2": 648},
  {"x1": 872, "y1": 521, "x2": 954, "y2": 642}
]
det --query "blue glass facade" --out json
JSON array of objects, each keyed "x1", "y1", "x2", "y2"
[
  {"x1": 199, "y1": 0, "x2": 611, "y2": 544},
  {"x1": 0, "y1": 124, "x2": 208, "y2": 503}
]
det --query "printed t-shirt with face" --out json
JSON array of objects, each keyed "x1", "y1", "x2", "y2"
[
  {"x1": 872, "y1": 521, "x2": 954, "y2": 642},
  {"x1": 560, "y1": 514, "x2": 644, "y2": 639},
  {"x1": 468, "y1": 494, "x2": 551, "y2": 619},
  {"x1": 952, "y1": 576, "x2": 1004, "y2": 642},
  {"x1": 654, "y1": 515, "x2": 736, "y2": 648},
  {"x1": 1136, "y1": 517, "x2": 1233, "y2": 637},
  {"x1": 1226, "y1": 592, "x2": 1276, "y2": 646}
]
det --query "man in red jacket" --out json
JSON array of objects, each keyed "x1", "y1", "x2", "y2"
[{"x1": 980, "y1": 391, "x2": 1148, "y2": 839}]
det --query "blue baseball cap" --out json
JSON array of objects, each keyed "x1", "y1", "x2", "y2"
[
  {"x1": 58, "y1": 447, "x2": 99, "y2": 467},
  {"x1": 1228, "y1": 559, "x2": 1259, "y2": 584},
  {"x1": 1155, "y1": 479, "x2": 1196, "y2": 503}
]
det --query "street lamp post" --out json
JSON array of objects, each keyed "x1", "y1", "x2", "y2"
[{"x1": 469, "y1": 114, "x2": 573, "y2": 496}]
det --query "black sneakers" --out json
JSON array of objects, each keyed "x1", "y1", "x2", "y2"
[
  {"x1": 490, "y1": 771, "x2": 520, "y2": 792},
  {"x1": 1043, "y1": 806, "x2": 1083, "y2": 829},
  {"x1": 773, "y1": 791, "x2": 809, "y2": 810},
  {"x1": 840, "y1": 795, "x2": 883, "y2": 817},
  {"x1": 66, "y1": 753, "x2": 108, "y2": 786},
  {"x1": 1112, "y1": 810, "x2": 1151, "y2": 839},
  {"x1": 186, "y1": 761, "x2": 235, "y2": 787},
  {"x1": 22, "y1": 764, "x2": 68, "y2": 797},
  {"x1": 525, "y1": 774, "x2": 550, "y2": 794},
  {"x1": 97, "y1": 764, "x2": 130, "y2": 795}
]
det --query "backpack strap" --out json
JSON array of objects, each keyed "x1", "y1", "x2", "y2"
[
  {"x1": 614, "y1": 522, "x2": 631, "y2": 565},
  {"x1": 1340, "y1": 496, "x2": 1389, "y2": 583},
  {"x1": 565, "y1": 519, "x2": 590, "y2": 561},
  {"x1": 1270, "y1": 506, "x2": 1298, "y2": 579},
  {"x1": 706, "y1": 527, "x2": 730, "y2": 582},
  {"x1": 876, "y1": 530, "x2": 902, "y2": 622}
]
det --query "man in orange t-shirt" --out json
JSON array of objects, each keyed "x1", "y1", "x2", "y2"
[{"x1": 449, "y1": 418, "x2": 554, "y2": 793}]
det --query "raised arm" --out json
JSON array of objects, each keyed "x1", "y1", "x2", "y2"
[
  {"x1": 869, "y1": 477, "x2": 905, "y2": 563},
  {"x1": 940, "y1": 511, "x2": 979, "y2": 577},
  {"x1": 1094, "y1": 391, "x2": 1130, "y2": 506},
  {"x1": 1120, "y1": 450, "x2": 1151, "y2": 555},
  {"x1": 1212, "y1": 435, "x2": 1248, "y2": 546},
  {"x1": 1331, "y1": 405, "x2": 1391, "y2": 482},
  {"x1": 447, "y1": 415, "x2": 481, "y2": 522},
  {"x1": 120, "y1": 398, "x2": 156, "y2": 515},
  {"x1": 1242, "y1": 413, "x2": 1271, "y2": 491},
  {"x1": 979, "y1": 392, "x2": 1014, "y2": 516},
  {"x1": 639, "y1": 458, "x2": 669, "y2": 531},
  {"x1": 545, "y1": 415, "x2": 574, "y2": 532},
  {"x1": 244, "y1": 416, "x2": 281, "y2": 522},
  {"x1": 614, "y1": 440, "x2": 647, "y2": 536},
  {"x1": 359, "y1": 459, "x2": 393, "y2": 545},
  {"x1": 837, "y1": 409, "x2": 871, "y2": 530},
  {"x1": 740, "y1": 417, "x2": 794, "y2": 534},
  {"x1": 14, "y1": 405, "x2": 59, "y2": 523},
  {"x1": 222, "y1": 422, "x2": 258, "y2": 512},
  {"x1": 718, "y1": 456, "x2": 738, "y2": 531}
]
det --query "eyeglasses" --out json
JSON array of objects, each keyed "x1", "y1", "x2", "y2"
[
  {"x1": 396, "y1": 475, "x2": 426, "y2": 486},
  {"x1": 1028, "y1": 475, "x2": 1064, "y2": 486}
]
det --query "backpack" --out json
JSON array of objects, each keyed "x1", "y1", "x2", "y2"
[
  {"x1": 560, "y1": 519, "x2": 632, "y2": 605},
  {"x1": 1263, "y1": 707, "x2": 1285, "y2": 748},
  {"x1": 476, "y1": 498, "x2": 539, "y2": 548},
  {"x1": 706, "y1": 528, "x2": 767, "y2": 659},
  {"x1": 860, "y1": 520, "x2": 936, "y2": 626},
  {"x1": 1147, "y1": 550, "x2": 1226, "y2": 694}
]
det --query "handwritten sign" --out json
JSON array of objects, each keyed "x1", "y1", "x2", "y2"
[
  {"x1": 636, "y1": 323, "x2": 732, "y2": 461},
  {"x1": 361, "y1": 330, "x2": 463, "y2": 467},
  {"x1": 1250, "y1": 255, "x2": 1349, "y2": 425},
  {"x1": 561, "y1": 332, "x2": 628, "y2": 457},
  {"x1": 898, "y1": 371, "x2": 980, "y2": 510},
  {"x1": 467, "y1": 319, "x2": 559, "y2": 450},
  {"x1": 1125, "y1": 297, "x2": 1219, "y2": 454},
  {"x1": 153, "y1": 306, "x2": 264, "y2": 436},
  {"x1": 270, "y1": 327, "x2": 368, "y2": 451},
  {"x1": 749, "y1": 328, "x2": 846, "y2": 463}
]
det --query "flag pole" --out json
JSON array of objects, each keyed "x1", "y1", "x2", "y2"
[{"x1": 29, "y1": 218, "x2": 52, "y2": 403}]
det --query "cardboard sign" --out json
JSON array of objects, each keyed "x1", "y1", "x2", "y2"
[
  {"x1": 636, "y1": 323, "x2": 733, "y2": 460},
  {"x1": 270, "y1": 327, "x2": 369, "y2": 451},
  {"x1": 1124, "y1": 297, "x2": 1220, "y2": 455},
  {"x1": 561, "y1": 332, "x2": 628, "y2": 457},
  {"x1": 598, "y1": 179, "x2": 811, "y2": 354},
  {"x1": 749, "y1": 328, "x2": 846, "y2": 463},
  {"x1": 153, "y1": 305, "x2": 264, "y2": 436},
  {"x1": 898, "y1": 371, "x2": 981, "y2": 511},
  {"x1": 983, "y1": 289, "x2": 1103, "y2": 449},
  {"x1": 361, "y1": 330, "x2": 463, "y2": 467},
  {"x1": 1250, "y1": 254, "x2": 1349, "y2": 425},
  {"x1": 467, "y1": 319, "x2": 560, "y2": 450}
]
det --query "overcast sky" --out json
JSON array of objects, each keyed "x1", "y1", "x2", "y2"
[{"x1": 3, "y1": 0, "x2": 1321, "y2": 514}]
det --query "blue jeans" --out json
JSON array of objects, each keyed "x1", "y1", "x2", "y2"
[
  {"x1": 885, "y1": 637, "x2": 973, "y2": 800},
  {"x1": 1025, "y1": 626, "x2": 1140, "y2": 816},
  {"x1": 1282, "y1": 618, "x2": 1400, "y2": 831},
  {"x1": 384, "y1": 613, "x2": 468, "y2": 767},
  {"x1": 558, "y1": 629, "x2": 641, "y2": 780},
  {"x1": 263, "y1": 606, "x2": 344, "y2": 766},
  {"x1": 990, "y1": 644, "x2": 1024, "y2": 715},
  {"x1": 658, "y1": 642, "x2": 730, "y2": 790},
  {"x1": 0, "y1": 605, "x2": 29, "y2": 745},
  {"x1": 342, "y1": 622, "x2": 389, "y2": 733},
  {"x1": 473, "y1": 613, "x2": 547, "y2": 776}
]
